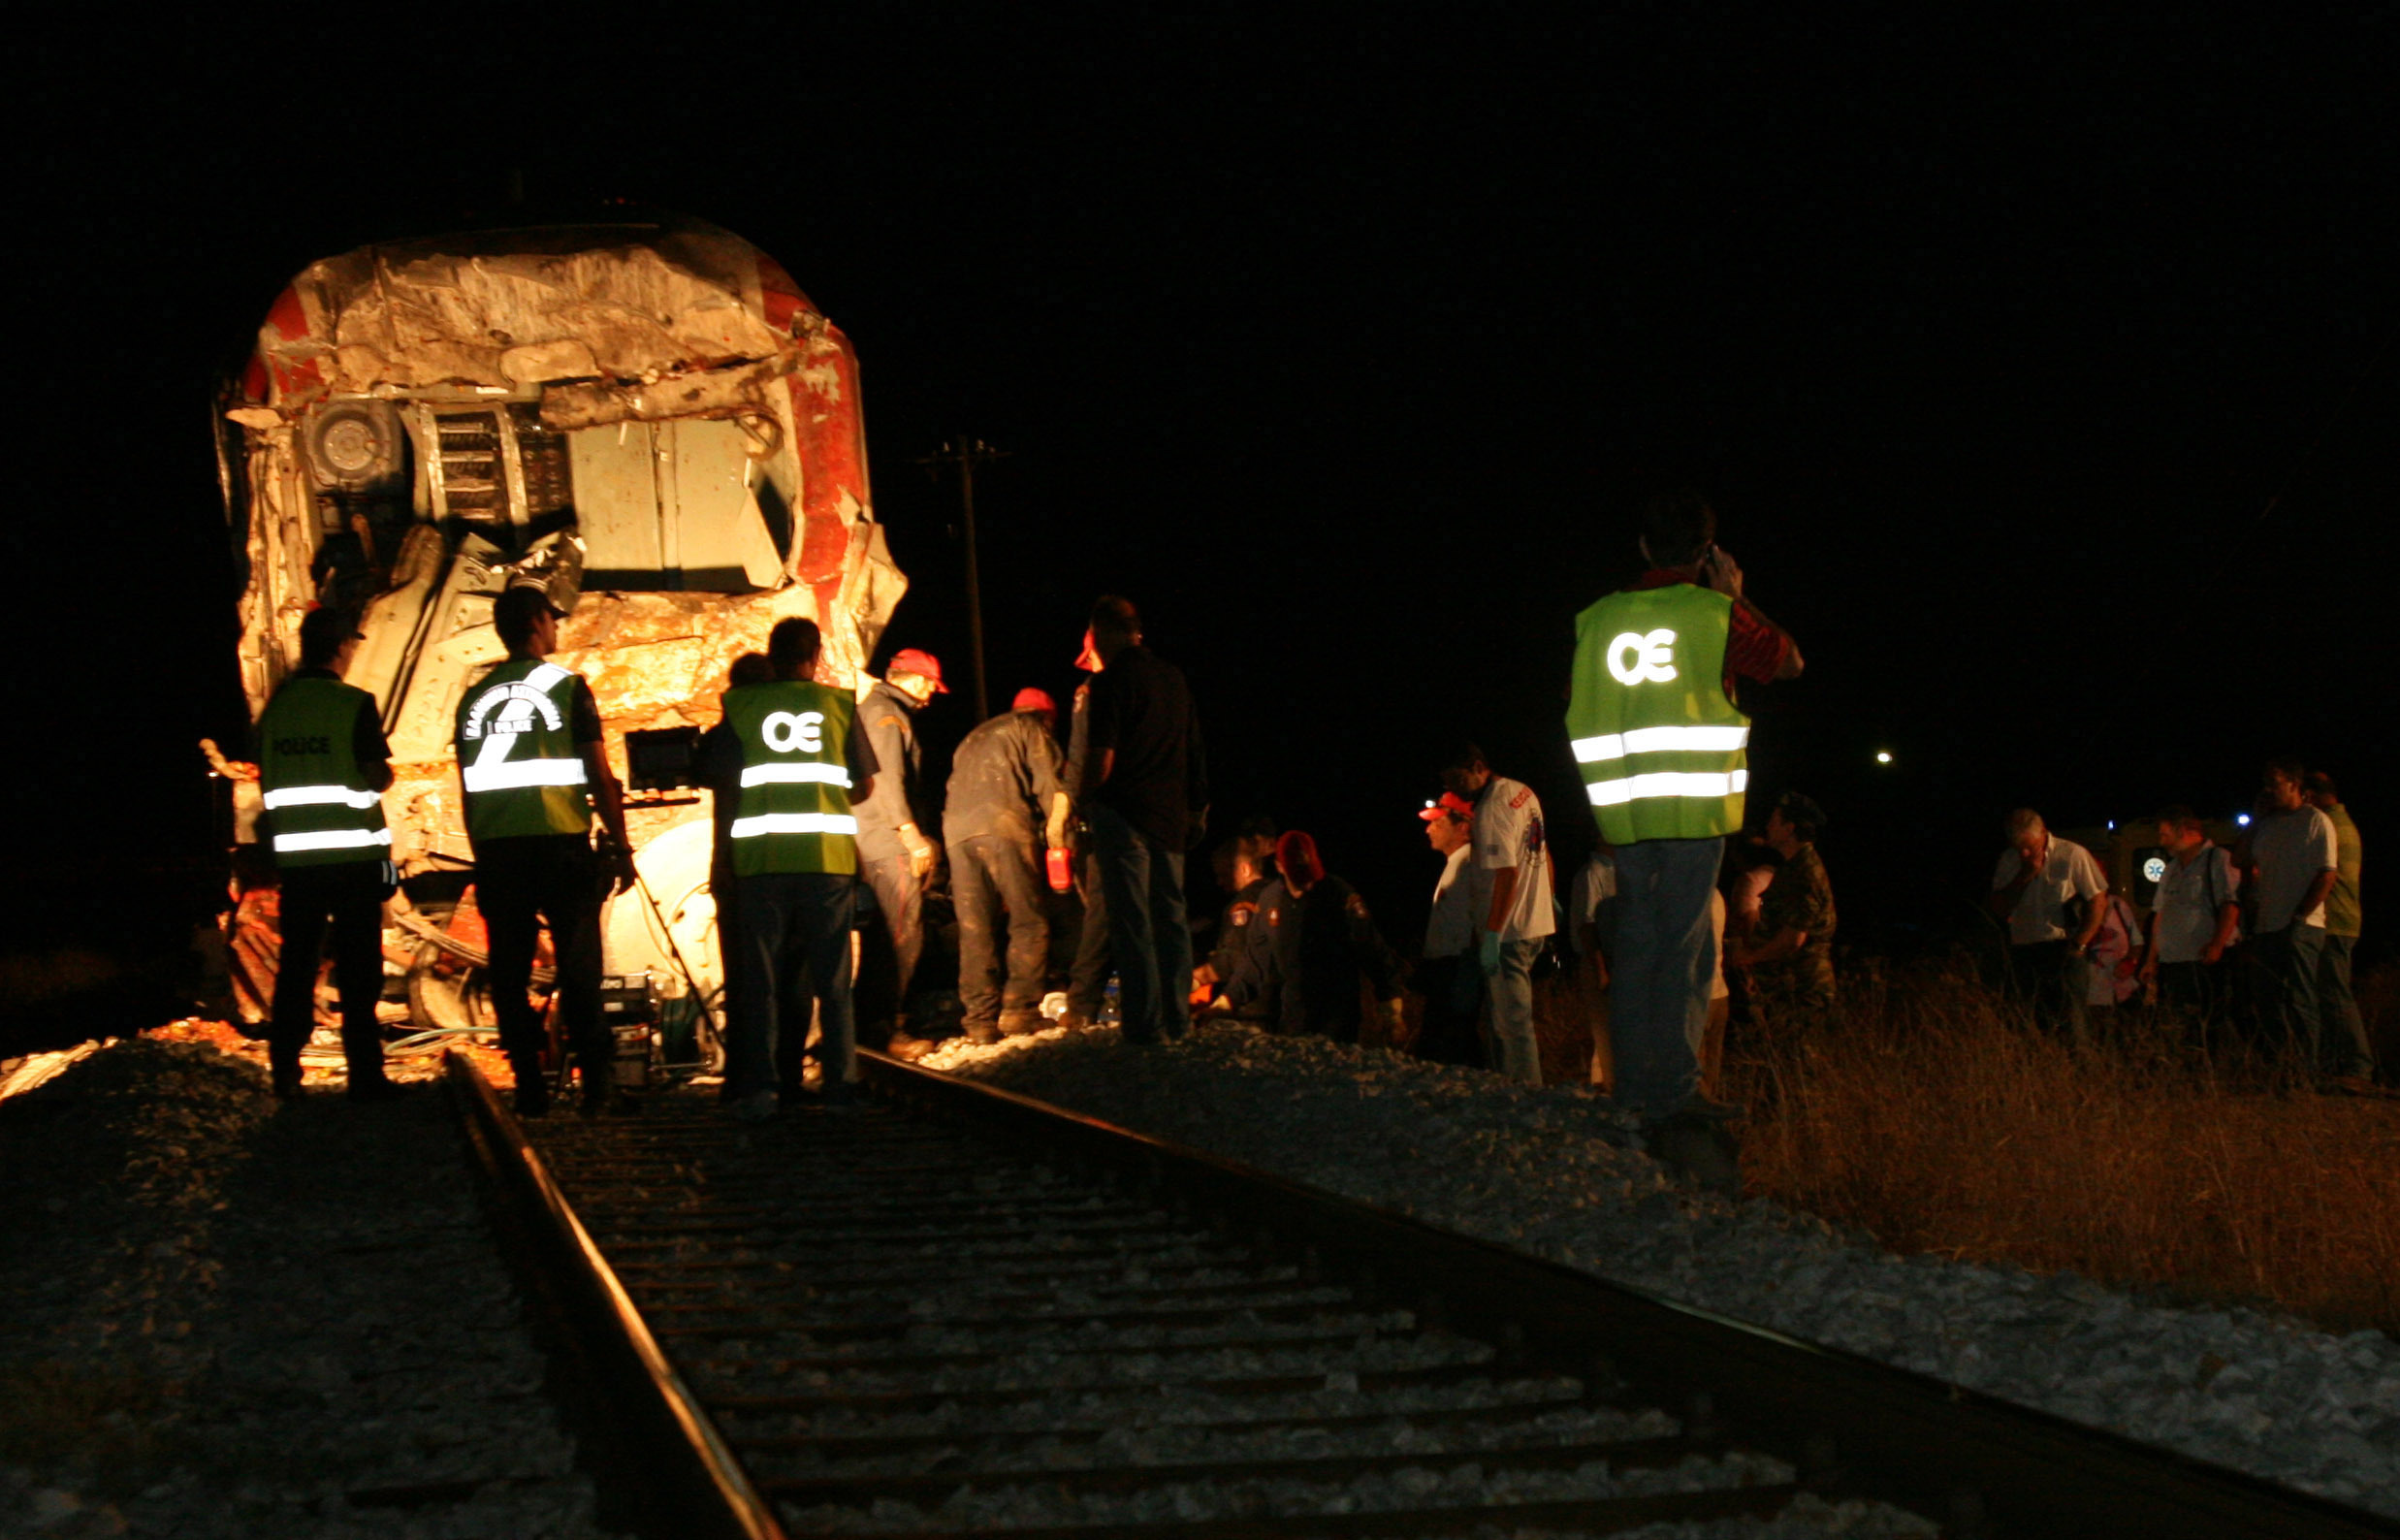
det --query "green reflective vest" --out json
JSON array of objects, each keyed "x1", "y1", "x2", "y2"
[
  {"x1": 257, "y1": 675, "x2": 390, "y2": 867},
  {"x1": 722, "y1": 680, "x2": 860, "y2": 877},
  {"x1": 454, "y1": 658, "x2": 592, "y2": 843},
  {"x1": 1564, "y1": 583, "x2": 1749, "y2": 844}
]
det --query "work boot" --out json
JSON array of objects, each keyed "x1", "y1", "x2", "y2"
[
  {"x1": 998, "y1": 1009, "x2": 1042, "y2": 1038},
  {"x1": 962, "y1": 1021, "x2": 1002, "y2": 1046},
  {"x1": 1055, "y1": 1008, "x2": 1095, "y2": 1033},
  {"x1": 271, "y1": 1065, "x2": 304, "y2": 1102},
  {"x1": 1647, "y1": 1113, "x2": 1743, "y2": 1199},
  {"x1": 885, "y1": 1031, "x2": 937, "y2": 1063}
]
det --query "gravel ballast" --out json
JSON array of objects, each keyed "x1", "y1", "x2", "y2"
[
  {"x1": 929, "y1": 1023, "x2": 2400, "y2": 1518},
  {"x1": 0, "y1": 1039, "x2": 621, "y2": 1540}
]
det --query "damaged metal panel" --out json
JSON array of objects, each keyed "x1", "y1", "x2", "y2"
[{"x1": 218, "y1": 216, "x2": 909, "y2": 1036}]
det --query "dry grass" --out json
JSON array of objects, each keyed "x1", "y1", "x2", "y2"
[{"x1": 1532, "y1": 954, "x2": 2400, "y2": 1333}]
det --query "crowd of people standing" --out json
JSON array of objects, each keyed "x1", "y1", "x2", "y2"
[{"x1": 247, "y1": 489, "x2": 2373, "y2": 1168}]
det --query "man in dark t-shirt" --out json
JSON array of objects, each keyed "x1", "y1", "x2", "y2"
[{"x1": 1079, "y1": 595, "x2": 1208, "y2": 1043}]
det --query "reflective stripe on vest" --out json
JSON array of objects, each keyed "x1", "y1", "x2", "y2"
[
  {"x1": 455, "y1": 659, "x2": 593, "y2": 841},
  {"x1": 722, "y1": 680, "x2": 859, "y2": 877},
  {"x1": 1564, "y1": 584, "x2": 1748, "y2": 844},
  {"x1": 256, "y1": 675, "x2": 389, "y2": 867}
]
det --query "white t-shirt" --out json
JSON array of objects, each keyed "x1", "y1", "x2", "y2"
[
  {"x1": 2151, "y1": 844, "x2": 2238, "y2": 965},
  {"x1": 1991, "y1": 836, "x2": 2108, "y2": 945},
  {"x1": 1424, "y1": 844, "x2": 1478, "y2": 959},
  {"x1": 2250, "y1": 807, "x2": 2339, "y2": 932},
  {"x1": 1474, "y1": 776, "x2": 1555, "y2": 941}
]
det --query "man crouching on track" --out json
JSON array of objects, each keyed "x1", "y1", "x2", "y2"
[
  {"x1": 698, "y1": 619, "x2": 880, "y2": 1121},
  {"x1": 456, "y1": 584, "x2": 638, "y2": 1118}
]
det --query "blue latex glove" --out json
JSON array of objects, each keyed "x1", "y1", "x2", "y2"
[{"x1": 1477, "y1": 930, "x2": 1503, "y2": 976}]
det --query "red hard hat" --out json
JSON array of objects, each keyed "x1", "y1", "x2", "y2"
[{"x1": 886, "y1": 648, "x2": 948, "y2": 691}]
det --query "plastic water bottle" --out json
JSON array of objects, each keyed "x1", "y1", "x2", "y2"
[{"x1": 1100, "y1": 975, "x2": 1122, "y2": 1027}]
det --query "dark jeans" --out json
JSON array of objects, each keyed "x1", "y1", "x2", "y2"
[
  {"x1": 2005, "y1": 940, "x2": 2089, "y2": 1041},
  {"x1": 2316, "y1": 933, "x2": 2376, "y2": 1080},
  {"x1": 1085, "y1": 804, "x2": 1191, "y2": 1043},
  {"x1": 855, "y1": 847, "x2": 924, "y2": 1040},
  {"x1": 2252, "y1": 924, "x2": 2332, "y2": 1073},
  {"x1": 1070, "y1": 846, "x2": 1112, "y2": 1018},
  {"x1": 954, "y1": 833, "x2": 1049, "y2": 1029},
  {"x1": 477, "y1": 834, "x2": 609, "y2": 1084},
  {"x1": 1412, "y1": 954, "x2": 1487, "y2": 1069},
  {"x1": 272, "y1": 860, "x2": 390, "y2": 1084},
  {"x1": 2156, "y1": 958, "x2": 2231, "y2": 1048},
  {"x1": 727, "y1": 872, "x2": 856, "y2": 1101},
  {"x1": 1611, "y1": 837, "x2": 1722, "y2": 1118}
]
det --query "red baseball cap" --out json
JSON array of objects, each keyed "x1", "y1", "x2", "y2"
[
  {"x1": 886, "y1": 648, "x2": 948, "y2": 691},
  {"x1": 1011, "y1": 687, "x2": 1058, "y2": 717},
  {"x1": 1418, "y1": 792, "x2": 1475, "y2": 822}
]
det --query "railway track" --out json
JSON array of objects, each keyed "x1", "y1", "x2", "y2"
[{"x1": 448, "y1": 1049, "x2": 2398, "y2": 1540}]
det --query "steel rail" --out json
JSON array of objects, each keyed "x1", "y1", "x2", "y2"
[
  {"x1": 858, "y1": 1048, "x2": 2400, "y2": 1540},
  {"x1": 444, "y1": 1052, "x2": 786, "y2": 1540}
]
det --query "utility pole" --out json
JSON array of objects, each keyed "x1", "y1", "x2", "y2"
[{"x1": 916, "y1": 437, "x2": 1007, "y2": 721}]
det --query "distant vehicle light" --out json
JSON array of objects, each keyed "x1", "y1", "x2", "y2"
[
  {"x1": 2142, "y1": 855, "x2": 2167, "y2": 883},
  {"x1": 1874, "y1": 751, "x2": 1893, "y2": 764},
  {"x1": 2236, "y1": 813, "x2": 2252, "y2": 826}
]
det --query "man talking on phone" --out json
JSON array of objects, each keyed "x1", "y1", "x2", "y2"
[{"x1": 1564, "y1": 490, "x2": 1802, "y2": 1187}]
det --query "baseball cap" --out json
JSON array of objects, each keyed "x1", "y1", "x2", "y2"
[
  {"x1": 1011, "y1": 687, "x2": 1058, "y2": 717},
  {"x1": 1418, "y1": 792, "x2": 1475, "y2": 822},
  {"x1": 887, "y1": 648, "x2": 948, "y2": 691}
]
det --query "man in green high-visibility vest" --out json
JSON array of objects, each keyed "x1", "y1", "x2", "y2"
[
  {"x1": 695, "y1": 618, "x2": 880, "y2": 1119},
  {"x1": 253, "y1": 605, "x2": 401, "y2": 1102},
  {"x1": 454, "y1": 584, "x2": 636, "y2": 1117},
  {"x1": 1565, "y1": 491, "x2": 1803, "y2": 1167}
]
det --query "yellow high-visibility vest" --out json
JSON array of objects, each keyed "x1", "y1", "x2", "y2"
[{"x1": 1565, "y1": 583, "x2": 1749, "y2": 844}]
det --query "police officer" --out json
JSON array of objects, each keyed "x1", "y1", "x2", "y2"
[
  {"x1": 698, "y1": 618, "x2": 879, "y2": 1118},
  {"x1": 853, "y1": 648, "x2": 944, "y2": 1054},
  {"x1": 254, "y1": 605, "x2": 401, "y2": 1102},
  {"x1": 1565, "y1": 490, "x2": 1801, "y2": 1178},
  {"x1": 454, "y1": 584, "x2": 636, "y2": 1116}
]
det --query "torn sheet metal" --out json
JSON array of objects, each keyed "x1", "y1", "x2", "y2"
[{"x1": 221, "y1": 217, "x2": 912, "y2": 1029}]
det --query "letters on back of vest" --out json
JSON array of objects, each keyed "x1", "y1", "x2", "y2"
[
  {"x1": 257, "y1": 676, "x2": 390, "y2": 866},
  {"x1": 1564, "y1": 585, "x2": 1749, "y2": 844},
  {"x1": 454, "y1": 659, "x2": 593, "y2": 842},
  {"x1": 722, "y1": 680, "x2": 861, "y2": 877}
]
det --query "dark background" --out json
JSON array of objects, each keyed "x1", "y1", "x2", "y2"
[{"x1": 2, "y1": 11, "x2": 2390, "y2": 1033}]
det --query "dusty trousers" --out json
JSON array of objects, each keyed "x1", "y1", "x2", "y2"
[
  {"x1": 271, "y1": 861, "x2": 391, "y2": 1085},
  {"x1": 475, "y1": 834, "x2": 610, "y2": 1088},
  {"x1": 854, "y1": 847, "x2": 924, "y2": 1040},
  {"x1": 953, "y1": 832, "x2": 1049, "y2": 1031}
]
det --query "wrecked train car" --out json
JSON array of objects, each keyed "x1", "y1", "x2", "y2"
[{"x1": 214, "y1": 217, "x2": 905, "y2": 1047}]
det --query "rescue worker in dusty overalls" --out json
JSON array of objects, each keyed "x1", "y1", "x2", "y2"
[
  {"x1": 254, "y1": 605, "x2": 402, "y2": 1101},
  {"x1": 944, "y1": 688, "x2": 1070, "y2": 1043},
  {"x1": 698, "y1": 618, "x2": 880, "y2": 1118},
  {"x1": 852, "y1": 649, "x2": 944, "y2": 1056},
  {"x1": 453, "y1": 584, "x2": 636, "y2": 1116}
]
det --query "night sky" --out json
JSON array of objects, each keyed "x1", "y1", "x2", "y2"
[{"x1": 4, "y1": 12, "x2": 2391, "y2": 970}]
